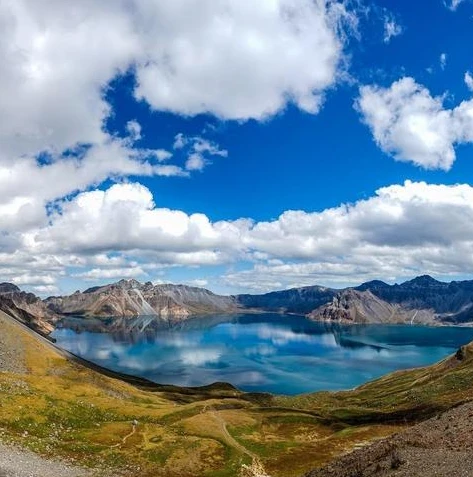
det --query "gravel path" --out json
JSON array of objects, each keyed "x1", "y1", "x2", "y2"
[
  {"x1": 0, "y1": 443, "x2": 91, "y2": 477},
  {"x1": 0, "y1": 312, "x2": 26, "y2": 374}
]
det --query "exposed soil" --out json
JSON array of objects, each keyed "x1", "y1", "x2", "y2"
[
  {"x1": 304, "y1": 400, "x2": 473, "y2": 477},
  {"x1": 0, "y1": 313, "x2": 26, "y2": 374}
]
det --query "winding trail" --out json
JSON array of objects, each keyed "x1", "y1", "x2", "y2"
[
  {"x1": 110, "y1": 423, "x2": 137, "y2": 449},
  {"x1": 202, "y1": 405, "x2": 271, "y2": 476}
]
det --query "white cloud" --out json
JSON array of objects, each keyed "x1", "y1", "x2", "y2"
[
  {"x1": 175, "y1": 135, "x2": 228, "y2": 172},
  {"x1": 186, "y1": 279, "x2": 209, "y2": 288},
  {"x1": 72, "y1": 266, "x2": 146, "y2": 282},
  {"x1": 7, "y1": 180, "x2": 473, "y2": 293},
  {"x1": 0, "y1": 0, "x2": 353, "y2": 243},
  {"x1": 383, "y1": 16, "x2": 403, "y2": 43},
  {"x1": 356, "y1": 77, "x2": 473, "y2": 170},
  {"x1": 126, "y1": 120, "x2": 142, "y2": 142},
  {"x1": 225, "y1": 181, "x2": 473, "y2": 290},
  {"x1": 11, "y1": 273, "x2": 56, "y2": 287},
  {"x1": 32, "y1": 285, "x2": 60, "y2": 295},
  {"x1": 31, "y1": 183, "x2": 246, "y2": 265},
  {"x1": 0, "y1": 139, "x2": 188, "y2": 234},
  {"x1": 173, "y1": 133, "x2": 187, "y2": 150},
  {"x1": 185, "y1": 154, "x2": 206, "y2": 172},
  {"x1": 445, "y1": 0, "x2": 466, "y2": 10},
  {"x1": 465, "y1": 71, "x2": 473, "y2": 92},
  {"x1": 440, "y1": 53, "x2": 447, "y2": 70},
  {"x1": 133, "y1": 0, "x2": 354, "y2": 120},
  {"x1": 155, "y1": 150, "x2": 173, "y2": 162}
]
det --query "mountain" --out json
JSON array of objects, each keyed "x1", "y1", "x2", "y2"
[
  {"x1": 355, "y1": 275, "x2": 473, "y2": 323},
  {"x1": 4, "y1": 296, "x2": 473, "y2": 477},
  {"x1": 7, "y1": 274, "x2": 473, "y2": 329},
  {"x1": 0, "y1": 282, "x2": 58, "y2": 335},
  {"x1": 236, "y1": 285, "x2": 337, "y2": 314},
  {"x1": 243, "y1": 275, "x2": 473, "y2": 324},
  {"x1": 45, "y1": 279, "x2": 239, "y2": 318},
  {"x1": 307, "y1": 289, "x2": 436, "y2": 325}
]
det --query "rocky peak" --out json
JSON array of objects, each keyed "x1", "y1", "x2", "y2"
[
  {"x1": 0, "y1": 283, "x2": 21, "y2": 294},
  {"x1": 401, "y1": 275, "x2": 443, "y2": 288},
  {"x1": 115, "y1": 278, "x2": 142, "y2": 290},
  {"x1": 356, "y1": 280, "x2": 390, "y2": 291}
]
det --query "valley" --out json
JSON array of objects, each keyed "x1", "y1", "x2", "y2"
[
  {"x1": 2, "y1": 306, "x2": 473, "y2": 476},
  {"x1": 3, "y1": 276, "x2": 473, "y2": 476}
]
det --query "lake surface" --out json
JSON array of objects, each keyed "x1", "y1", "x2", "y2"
[{"x1": 51, "y1": 314, "x2": 473, "y2": 395}]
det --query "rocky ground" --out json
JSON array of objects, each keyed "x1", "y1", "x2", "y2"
[
  {"x1": 305, "y1": 400, "x2": 473, "y2": 477},
  {"x1": 0, "y1": 312, "x2": 95, "y2": 477},
  {"x1": 0, "y1": 443, "x2": 91, "y2": 477},
  {"x1": 0, "y1": 313, "x2": 26, "y2": 374}
]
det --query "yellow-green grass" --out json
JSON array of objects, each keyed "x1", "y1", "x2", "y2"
[{"x1": 1, "y1": 313, "x2": 473, "y2": 477}]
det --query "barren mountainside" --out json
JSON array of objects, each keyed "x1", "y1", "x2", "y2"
[
  {"x1": 4, "y1": 274, "x2": 473, "y2": 331},
  {"x1": 308, "y1": 289, "x2": 437, "y2": 325},
  {"x1": 0, "y1": 282, "x2": 58, "y2": 335},
  {"x1": 45, "y1": 279, "x2": 239, "y2": 318}
]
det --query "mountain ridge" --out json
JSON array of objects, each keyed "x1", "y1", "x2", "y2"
[{"x1": 4, "y1": 274, "x2": 473, "y2": 333}]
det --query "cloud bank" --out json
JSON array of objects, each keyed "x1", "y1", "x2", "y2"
[
  {"x1": 5, "y1": 180, "x2": 473, "y2": 292},
  {"x1": 357, "y1": 77, "x2": 473, "y2": 170}
]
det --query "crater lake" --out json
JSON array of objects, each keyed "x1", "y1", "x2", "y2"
[{"x1": 51, "y1": 314, "x2": 473, "y2": 395}]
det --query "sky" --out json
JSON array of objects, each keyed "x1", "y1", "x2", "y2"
[{"x1": 2, "y1": 0, "x2": 473, "y2": 296}]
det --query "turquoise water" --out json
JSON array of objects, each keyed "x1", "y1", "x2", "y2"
[{"x1": 51, "y1": 314, "x2": 473, "y2": 395}]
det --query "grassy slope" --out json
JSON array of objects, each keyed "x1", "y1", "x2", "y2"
[{"x1": 1, "y1": 313, "x2": 473, "y2": 477}]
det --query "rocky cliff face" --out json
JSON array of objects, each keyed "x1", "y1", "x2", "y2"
[
  {"x1": 0, "y1": 283, "x2": 58, "y2": 335},
  {"x1": 355, "y1": 275, "x2": 473, "y2": 323},
  {"x1": 308, "y1": 289, "x2": 436, "y2": 325},
  {"x1": 46, "y1": 279, "x2": 239, "y2": 318}
]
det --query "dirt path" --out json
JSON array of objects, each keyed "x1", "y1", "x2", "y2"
[
  {"x1": 209, "y1": 408, "x2": 258, "y2": 460},
  {"x1": 202, "y1": 405, "x2": 271, "y2": 477},
  {"x1": 110, "y1": 423, "x2": 137, "y2": 449}
]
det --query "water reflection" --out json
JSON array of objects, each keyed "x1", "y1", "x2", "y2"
[{"x1": 52, "y1": 314, "x2": 473, "y2": 395}]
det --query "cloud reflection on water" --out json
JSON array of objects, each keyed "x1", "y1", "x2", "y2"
[{"x1": 52, "y1": 314, "x2": 473, "y2": 395}]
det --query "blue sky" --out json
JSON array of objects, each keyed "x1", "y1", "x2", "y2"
[{"x1": 2, "y1": 0, "x2": 473, "y2": 295}]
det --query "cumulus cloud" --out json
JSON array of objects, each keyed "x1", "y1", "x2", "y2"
[
  {"x1": 0, "y1": 0, "x2": 352, "y2": 141},
  {"x1": 356, "y1": 77, "x2": 473, "y2": 170},
  {"x1": 0, "y1": 0, "x2": 352, "y2": 242},
  {"x1": 6, "y1": 180, "x2": 473, "y2": 292},
  {"x1": 31, "y1": 183, "x2": 247, "y2": 265},
  {"x1": 133, "y1": 0, "x2": 353, "y2": 120}
]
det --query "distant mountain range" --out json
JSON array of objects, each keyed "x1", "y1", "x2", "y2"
[{"x1": 3, "y1": 275, "x2": 473, "y2": 334}]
